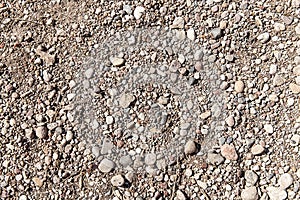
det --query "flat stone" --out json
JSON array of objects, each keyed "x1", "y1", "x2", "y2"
[
  {"x1": 220, "y1": 144, "x2": 238, "y2": 161},
  {"x1": 235, "y1": 80, "x2": 245, "y2": 93},
  {"x1": 99, "y1": 158, "x2": 115, "y2": 173},
  {"x1": 184, "y1": 140, "x2": 198, "y2": 155},
  {"x1": 267, "y1": 186, "x2": 287, "y2": 200},
  {"x1": 278, "y1": 173, "x2": 293, "y2": 189},
  {"x1": 35, "y1": 126, "x2": 47, "y2": 139},
  {"x1": 241, "y1": 186, "x2": 258, "y2": 200},
  {"x1": 245, "y1": 170, "x2": 258, "y2": 186},
  {"x1": 111, "y1": 174, "x2": 125, "y2": 187},
  {"x1": 170, "y1": 17, "x2": 184, "y2": 29},
  {"x1": 207, "y1": 152, "x2": 225, "y2": 165},
  {"x1": 251, "y1": 144, "x2": 265, "y2": 156},
  {"x1": 109, "y1": 57, "x2": 125, "y2": 67},
  {"x1": 133, "y1": 6, "x2": 145, "y2": 19},
  {"x1": 289, "y1": 83, "x2": 300, "y2": 93}
]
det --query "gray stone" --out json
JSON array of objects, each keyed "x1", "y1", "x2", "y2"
[
  {"x1": 211, "y1": 28, "x2": 222, "y2": 39},
  {"x1": 245, "y1": 170, "x2": 258, "y2": 186},
  {"x1": 184, "y1": 140, "x2": 197, "y2": 155},
  {"x1": 207, "y1": 152, "x2": 225, "y2": 165},
  {"x1": 171, "y1": 17, "x2": 184, "y2": 29},
  {"x1": 145, "y1": 153, "x2": 156, "y2": 166},
  {"x1": 99, "y1": 158, "x2": 115, "y2": 173},
  {"x1": 35, "y1": 126, "x2": 47, "y2": 139}
]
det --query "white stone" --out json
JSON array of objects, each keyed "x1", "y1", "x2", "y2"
[
  {"x1": 134, "y1": 6, "x2": 145, "y2": 20},
  {"x1": 35, "y1": 126, "x2": 47, "y2": 139},
  {"x1": 171, "y1": 17, "x2": 185, "y2": 29},
  {"x1": 110, "y1": 57, "x2": 125, "y2": 66},
  {"x1": 241, "y1": 186, "x2": 258, "y2": 200},
  {"x1": 184, "y1": 140, "x2": 197, "y2": 155},
  {"x1": 264, "y1": 124, "x2": 273, "y2": 133},
  {"x1": 235, "y1": 80, "x2": 245, "y2": 93},
  {"x1": 290, "y1": 134, "x2": 300, "y2": 146},
  {"x1": 278, "y1": 173, "x2": 293, "y2": 189},
  {"x1": 267, "y1": 186, "x2": 287, "y2": 200},
  {"x1": 106, "y1": 116, "x2": 114, "y2": 125},
  {"x1": 187, "y1": 28, "x2": 195, "y2": 41},
  {"x1": 111, "y1": 174, "x2": 125, "y2": 187},
  {"x1": 257, "y1": 32, "x2": 270, "y2": 43},
  {"x1": 66, "y1": 131, "x2": 73, "y2": 141}
]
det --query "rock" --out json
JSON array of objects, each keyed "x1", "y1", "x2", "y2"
[
  {"x1": 106, "y1": 116, "x2": 114, "y2": 125},
  {"x1": 269, "y1": 64, "x2": 277, "y2": 74},
  {"x1": 123, "y1": 5, "x2": 132, "y2": 14},
  {"x1": 187, "y1": 28, "x2": 195, "y2": 41},
  {"x1": 84, "y1": 68, "x2": 94, "y2": 79},
  {"x1": 32, "y1": 177, "x2": 43, "y2": 187},
  {"x1": 296, "y1": 24, "x2": 300, "y2": 34},
  {"x1": 264, "y1": 124, "x2": 273, "y2": 133},
  {"x1": 98, "y1": 158, "x2": 115, "y2": 173},
  {"x1": 170, "y1": 17, "x2": 184, "y2": 29},
  {"x1": 235, "y1": 80, "x2": 245, "y2": 93},
  {"x1": 293, "y1": 66, "x2": 300, "y2": 75},
  {"x1": 289, "y1": 83, "x2": 300, "y2": 94},
  {"x1": 290, "y1": 134, "x2": 300, "y2": 146},
  {"x1": 292, "y1": 0, "x2": 300, "y2": 7},
  {"x1": 119, "y1": 93, "x2": 135, "y2": 108},
  {"x1": 119, "y1": 155, "x2": 133, "y2": 167},
  {"x1": 111, "y1": 174, "x2": 125, "y2": 187},
  {"x1": 251, "y1": 144, "x2": 265, "y2": 156},
  {"x1": 109, "y1": 57, "x2": 125, "y2": 67},
  {"x1": 257, "y1": 32, "x2": 270, "y2": 43},
  {"x1": 274, "y1": 23, "x2": 285, "y2": 32},
  {"x1": 176, "y1": 190, "x2": 186, "y2": 200},
  {"x1": 42, "y1": 70, "x2": 52, "y2": 82},
  {"x1": 273, "y1": 74, "x2": 285, "y2": 86},
  {"x1": 267, "y1": 186, "x2": 287, "y2": 200},
  {"x1": 207, "y1": 152, "x2": 225, "y2": 165},
  {"x1": 35, "y1": 126, "x2": 47, "y2": 139},
  {"x1": 133, "y1": 6, "x2": 145, "y2": 19},
  {"x1": 278, "y1": 173, "x2": 293, "y2": 189},
  {"x1": 145, "y1": 153, "x2": 156, "y2": 166},
  {"x1": 184, "y1": 140, "x2": 197, "y2": 155},
  {"x1": 245, "y1": 170, "x2": 258, "y2": 186},
  {"x1": 200, "y1": 111, "x2": 211, "y2": 120},
  {"x1": 241, "y1": 186, "x2": 258, "y2": 200},
  {"x1": 220, "y1": 144, "x2": 238, "y2": 161},
  {"x1": 225, "y1": 115, "x2": 235, "y2": 127},
  {"x1": 19, "y1": 195, "x2": 27, "y2": 200},
  {"x1": 211, "y1": 28, "x2": 222, "y2": 39},
  {"x1": 65, "y1": 131, "x2": 73, "y2": 141},
  {"x1": 92, "y1": 146, "x2": 100, "y2": 157}
]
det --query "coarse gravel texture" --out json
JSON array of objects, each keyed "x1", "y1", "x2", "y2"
[{"x1": 0, "y1": 0, "x2": 300, "y2": 200}]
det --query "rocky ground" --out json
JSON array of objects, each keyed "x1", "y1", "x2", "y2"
[{"x1": 1, "y1": 0, "x2": 300, "y2": 199}]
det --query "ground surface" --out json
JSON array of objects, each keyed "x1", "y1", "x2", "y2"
[{"x1": 0, "y1": 0, "x2": 300, "y2": 200}]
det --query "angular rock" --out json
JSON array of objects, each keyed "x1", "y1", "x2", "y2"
[
  {"x1": 170, "y1": 17, "x2": 184, "y2": 29},
  {"x1": 245, "y1": 170, "x2": 258, "y2": 186},
  {"x1": 220, "y1": 144, "x2": 238, "y2": 161},
  {"x1": 119, "y1": 93, "x2": 135, "y2": 108},
  {"x1": 257, "y1": 32, "x2": 270, "y2": 43}
]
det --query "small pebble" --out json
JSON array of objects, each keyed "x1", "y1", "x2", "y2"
[
  {"x1": 278, "y1": 173, "x2": 293, "y2": 189},
  {"x1": 99, "y1": 158, "x2": 115, "y2": 173},
  {"x1": 111, "y1": 175, "x2": 125, "y2": 187},
  {"x1": 251, "y1": 144, "x2": 265, "y2": 156},
  {"x1": 184, "y1": 140, "x2": 197, "y2": 155},
  {"x1": 235, "y1": 80, "x2": 245, "y2": 93},
  {"x1": 220, "y1": 144, "x2": 238, "y2": 161}
]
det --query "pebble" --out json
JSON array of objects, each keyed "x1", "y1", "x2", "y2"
[
  {"x1": 106, "y1": 116, "x2": 114, "y2": 125},
  {"x1": 211, "y1": 28, "x2": 222, "y2": 39},
  {"x1": 32, "y1": 177, "x2": 43, "y2": 187},
  {"x1": 293, "y1": 66, "x2": 300, "y2": 76},
  {"x1": 264, "y1": 124, "x2": 273, "y2": 133},
  {"x1": 170, "y1": 17, "x2": 184, "y2": 29},
  {"x1": 133, "y1": 6, "x2": 145, "y2": 20},
  {"x1": 111, "y1": 175, "x2": 125, "y2": 187},
  {"x1": 274, "y1": 23, "x2": 285, "y2": 32},
  {"x1": 119, "y1": 93, "x2": 135, "y2": 108},
  {"x1": 220, "y1": 144, "x2": 238, "y2": 161},
  {"x1": 187, "y1": 28, "x2": 195, "y2": 41},
  {"x1": 109, "y1": 57, "x2": 125, "y2": 67},
  {"x1": 145, "y1": 153, "x2": 156, "y2": 166},
  {"x1": 269, "y1": 64, "x2": 277, "y2": 74},
  {"x1": 65, "y1": 131, "x2": 73, "y2": 141},
  {"x1": 257, "y1": 32, "x2": 270, "y2": 43},
  {"x1": 99, "y1": 158, "x2": 115, "y2": 173},
  {"x1": 273, "y1": 74, "x2": 285, "y2": 86},
  {"x1": 278, "y1": 173, "x2": 293, "y2": 189},
  {"x1": 235, "y1": 80, "x2": 245, "y2": 93},
  {"x1": 245, "y1": 170, "x2": 258, "y2": 186},
  {"x1": 241, "y1": 186, "x2": 258, "y2": 200},
  {"x1": 184, "y1": 140, "x2": 197, "y2": 155},
  {"x1": 225, "y1": 115, "x2": 235, "y2": 127},
  {"x1": 267, "y1": 186, "x2": 287, "y2": 200},
  {"x1": 35, "y1": 126, "x2": 47, "y2": 139},
  {"x1": 19, "y1": 195, "x2": 27, "y2": 200},
  {"x1": 251, "y1": 144, "x2": 265, "y2": 156},
  {"x1": 84, "y1": 68, "x2": 94, "y2": 79},
  {"x1": 176, "y1": 190, "x2": 186, "y2": 200},
  {"x1": 289, "y1": 83, "x2": 300, "y2": 93},
  {"x1": 295, "y1": 23, "x2": 300, "y2": 34},
  {"x1": 290, "y1": 134, "x2": 300, "y2": 146},
  {"x1": 207, "y1": 152, "x2": 225, "y2": 165}
]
